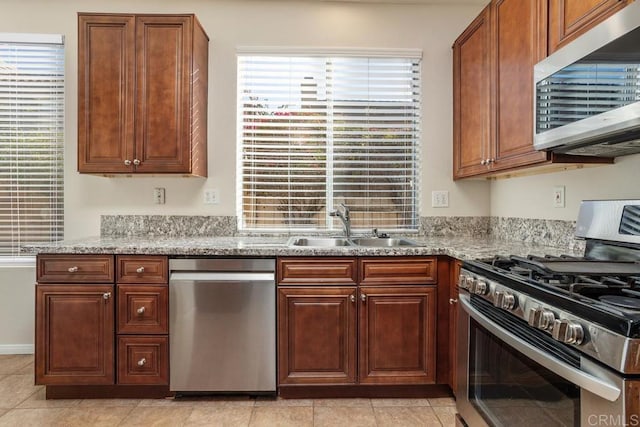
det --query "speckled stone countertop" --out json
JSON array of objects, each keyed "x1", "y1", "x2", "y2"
[{"x1": 23, "y1": 235, "x2": 585, "y2": 260}]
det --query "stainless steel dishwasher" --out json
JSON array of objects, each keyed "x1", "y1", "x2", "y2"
[{"x1": 169, "y1": 258, "x2": 276, "y2": 394}]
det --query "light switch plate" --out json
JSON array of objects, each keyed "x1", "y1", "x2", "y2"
[
  {"x1": 553, "y1": 186, "x2": 565, "y2": 208},
  {"x1": 431, "y1": 190, "x2": 449, "y2": 208},
  {"x1": 204, "y1": 189, "x2": 219, "y2": 205}
]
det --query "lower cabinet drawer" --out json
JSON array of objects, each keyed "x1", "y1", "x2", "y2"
[
  {"x1": 117, "y1": 336, "x2": 168, "y2": 385},
  {"x1": 117, "y1": 285, "x2": 168, "y2": 334}
]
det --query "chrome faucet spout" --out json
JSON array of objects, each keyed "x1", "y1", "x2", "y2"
[{"x1": 329, "y1": 203, "x2": 351, "y2": 238}]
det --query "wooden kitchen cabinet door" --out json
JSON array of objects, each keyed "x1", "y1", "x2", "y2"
[
  {"x1": 35, "y1": 285, "x2": 115, "y2": 385},
  {"x1": 549, "y1": 0, "x2": 633, "y2": 54},
  {"x1": 277, "y1": 287, "x2": 357, "y2": 385},
  {"x1": 77, "y1": 14, "x2": 135, "y2": 174},
  {"x1": 453, "y1": 5, "x2": 493, "y2": 179},
  {"x1": 77, "y1": 13, "x2": 208, "y2": 176},
  {"x1": 358, "y1": 286, "x2": 436, "y2": 384},
  {"x1": 492, "y1": 0, "x2": 548, "y2": 170}
]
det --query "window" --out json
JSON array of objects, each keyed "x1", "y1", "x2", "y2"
[
  {"x1": 0, "y1": 33, "x2": 64, "y2": 258},
  {"x1": 237, "y1": 52, "x2": 421, "y2": 232}
]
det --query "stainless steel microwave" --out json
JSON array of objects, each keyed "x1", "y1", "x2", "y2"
[{"x1": 534, "y1": 1, "x2": 640, "y2": 158}]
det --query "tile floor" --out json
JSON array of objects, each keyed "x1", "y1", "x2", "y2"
[{"x1": 0, "y1": 354, "x2": 457, "y2": 426}]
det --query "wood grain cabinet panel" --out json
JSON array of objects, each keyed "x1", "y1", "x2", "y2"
[
  {"x1": 35, "y1": 285, "x2": 115, "y2": 385},
  {"x1": 549, "y1": 0, "x2": 633, "y2": 54},
  {"x1": 359, "y1": 257, "x2": 437, "y2": 285},
  {"x1": 278, "y1": 258, "x2": 357, "y2": 285},
  {"x1": 277, "y1": 287, "x2": 357, "y2": 384},
  {"x1": 37, "y1": 255, "x2": 114, "y2": 284},
  {"x1": 116, "y1": 255, "x2": 168, "y2": 284},
  {"x1": 453, "y1": 5, "x2": 493, "y2": 179},
  {"x1": 358, "y1": 286, "x2": 437, "y2": 384},
  {"x1": 117, "y1": 285, "x2": 168, "y2": 334},
  {"x1": 77, "y1": 13, "x2": 208, "y2": 176},
  {"x1": 117, "y1": 336, "x2": 168, "y2": 385}
]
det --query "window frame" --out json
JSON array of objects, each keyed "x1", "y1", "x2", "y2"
[{"x1": 236, "y1": 48, "x2": 422, "y2": 233}]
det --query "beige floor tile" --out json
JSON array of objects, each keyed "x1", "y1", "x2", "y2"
[
  {"x1": 15, "y1": 363, "x2": 33, "y2": 376},
  {"x1": 313, "y1": 398, "x2": 372, "y2": 407},
  {"x1": 119, "y1": 406, "x2": 193, "y2": 427},
  {"x1": 0, "y1": 375, "x2": 41, "y2": 409},
  {"x1": 138, "y1": 397, "x2": 197, "y2": 407},
  {"x1": 78, "y1": 398, "x2": 141, "y2": 407},
  {"x1": 374, "y1": 406, "x2": 442, "y2": 427},
  {"x1": 53, "y1": 406, "x2": 134, "y2": 427},
  {"x1": 254, "y1": 397, "x2": 312, "y2": 407},
  {"x1": 433, "y1": 405, "x2": 457, "y2": 427},
  {"x1": 0, "y1": 408, "x2": 66, "y2": 427},
  {"x1": 371, "y1": 398, "x2": 432, "y2": 407},
  {"x1": 428, "y1": 397, "x2": 456, "y2": 407},
  {"x1": 16, "y1": 388, "x2": 81, "y2": 409},
  {"x1": 0, "y1": 409, "x2": 5, "y2": 418},
  {"x1": 185, "y1": 406, "x2": 253, "y2": 427},
  {"x1": 314, "y1": 406, "x2": 377, "y2": 427},
  {"x1": 249, "y1": 406, "x2": 313, "y2": 427},
  {"x1": 0, "y1": 355, "x2": 33, "y2": 376}
]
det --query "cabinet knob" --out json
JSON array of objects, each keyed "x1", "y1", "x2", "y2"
[
  {"x1": 137, "y1": 357, "x2": 146, "y2": 367},
  {"x1": 136, "y1": 266, "x2": 145, "y2": 274},
  {"x1": 67, "y1": 266, "x2": 78, "y2": 273},
  {"x1": 136, "y1": 306, "x2": 146, "y2": 315},
  {"x1": 449, "y1": 298, "x2": 458, "y2": 305},
  {"x1": 480, "y1": 159, "x2": 486, "y2": 165},
  {"x1": 133, "y1": 159, "x2": 141, "y2": 166},
  {"x1": 103, "y1": 292, "x2": 111, "y2": 300},
  {"x1": 124, "y1": 159, "x2": 132, "y2": 166},
  {"x1": 350, "y1": 294, "x2": 356, "y2": 303},
  {"x1": 360, "y1": 293, "x2": 367, "y2": 302},
  {"x1": 488, "y1": 158, "x2": 495, "y2": 164}
]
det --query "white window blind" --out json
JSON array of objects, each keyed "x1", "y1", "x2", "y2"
[
  {"x1": 237, "y1": 54, "x2": 420, "y2": 231},
  {"x1": 0, "y1": 34, "x2": 64, "y2": 257}
]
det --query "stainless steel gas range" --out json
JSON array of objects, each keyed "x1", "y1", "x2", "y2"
[{"x1": 456, "y1": 200, "x2": 640, "y2": 427}]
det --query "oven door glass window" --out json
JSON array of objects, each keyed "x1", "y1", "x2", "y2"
[{"x1": 469, "y1": 319, "x2": 580, "y2": 426}]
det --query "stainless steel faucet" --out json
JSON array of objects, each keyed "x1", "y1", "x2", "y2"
[{"x1": 329, "y1": 203, "x2": 351, "y2": 238}]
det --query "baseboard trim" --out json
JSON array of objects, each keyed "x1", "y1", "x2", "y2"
[{"x1": 0, "y1": 344, "x2": 34, "y2": 355}]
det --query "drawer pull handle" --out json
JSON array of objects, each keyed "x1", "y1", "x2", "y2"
[
  {"x1": 449, "y1": 298, "x2": 458, "y2": 305},
  {"x1": 350, "y1": 294, "x2": 355, "y2": 303},
  {"x1": 68, "y1": 266, "x2": 78, "y2": 273},
  {"x1": 361, "y1": 293, "x2": 367, "y2": 302},
  {"x1": 137, "y1": 306, "x2": 146, "y2": 315},
  {"x1": 136, "y1": 266, "x2": 145, "y2": 274},
  {"x1": 137, "y1": 358, "x2": 146, "y2": 367},
  {"x1": 103, "y1": 292, "x2": 111, "y2": 300}
]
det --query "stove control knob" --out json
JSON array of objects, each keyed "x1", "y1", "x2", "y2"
[
  {"x1": 552, "y1": 319, "x2": 584, "y2": 345},
  {"x1": 528, "y1": 308, "x2": 555, "y2": 330},
  {"x1": 474, "y1": 280, "x2": 489, "y2": 295},
  {"x1": 458, "y1": 274, "x2": 470, "y2": 290},
  {"x1": 493, "y1": 290, "x2": 504, "y2": 308},
  {"x1": 501, "y1": 293, "x2": 517, "y2": 311}
]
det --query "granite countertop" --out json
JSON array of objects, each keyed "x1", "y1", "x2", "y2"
[{"x1": 23, "y1": 235, "x2": 585, "y2": 260}]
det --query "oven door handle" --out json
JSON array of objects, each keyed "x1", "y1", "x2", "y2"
[{"x1": 459, "y1": 294, "x2": 621, "y2": 402}]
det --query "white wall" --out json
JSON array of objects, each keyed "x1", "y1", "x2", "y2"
[
  {"x1": 0, "y1": 0, "x2": 487, "y2": 349},
  {"x1": 490, "y1": 153, "x2": 640, "y2": 220}
]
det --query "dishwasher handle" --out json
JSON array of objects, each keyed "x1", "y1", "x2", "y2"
[{"x1": 169, "y1": 271, "x2": 275, "y2": 283}]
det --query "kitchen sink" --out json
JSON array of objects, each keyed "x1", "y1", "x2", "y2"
[
  {"x1": 287, "y1": 237, "x2": 354, "y2": 247},
  {"x1": 350, "y1": 237, "x2": 419, "y2": 247},
  {"x1": 287, "y1": 237, "x2": 420, "y2": 247}
]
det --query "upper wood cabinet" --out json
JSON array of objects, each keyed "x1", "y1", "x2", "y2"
[
  {"x1": 453, "y1": 5, "x2": 492, "y2": 179},
  {"x1": 549, "y1": 0, "x2": 635, "y2": 54},
  {"x1": 453, "y1": 0, "x2": 611, "y2": 180},
  {"x1": 77, "y1": 13, "x2": 208, "y2": 176}
]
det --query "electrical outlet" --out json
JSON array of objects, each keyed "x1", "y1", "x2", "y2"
[
  {"x1": 153, "y1": 187, "x2": 165, "y2": 205},
  {"x1": 431, "y1": 190, "x2": 449, "y2": 208},
  {"x1": 204, "y1": 189, "x2": 219, "y2": 205},
  {"x1": 553, "y1": 186, "x2": 565, "y2": 208}
]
